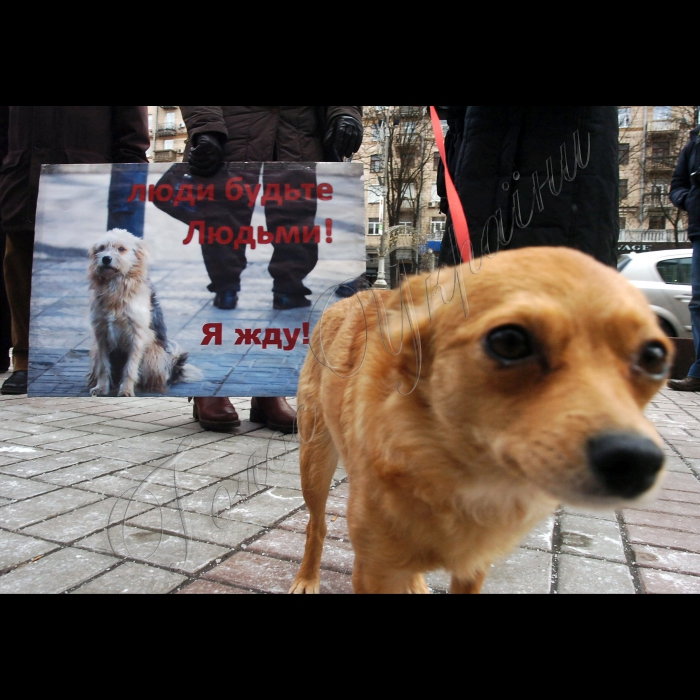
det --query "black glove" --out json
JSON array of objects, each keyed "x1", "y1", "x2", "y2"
[
  {"x1": 323, "y1": 115, "x2": 363, "y2": 159},
  {"x1": 188, "y1": 132, "x2": 224, "y2": 177}
]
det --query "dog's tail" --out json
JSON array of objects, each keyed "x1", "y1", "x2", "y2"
[{"x1": 168, "y1": 343, "x2": 203, "y2": 385}]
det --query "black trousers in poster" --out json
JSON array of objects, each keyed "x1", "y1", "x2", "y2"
[{"x1": 201, "y1": 164, "x2": 319, "y2": 296}]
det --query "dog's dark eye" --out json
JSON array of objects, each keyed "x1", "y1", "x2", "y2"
[
  {"x1": 636, "y1": 341, "x2": 668, "y2": 378},
  {"x1": 118, "y1": 247, "x2": 127, "y2": 253},
  {"x1": 485, "y1": 325, "x2": 534, "y2": 363}
]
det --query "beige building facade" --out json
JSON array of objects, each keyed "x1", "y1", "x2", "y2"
[
  {"x1": 147, "y1": 106, "x2": 187, "y2": 163},
  {"x1": 618, "y1": 105, "x2": 696, "y2": 250}
]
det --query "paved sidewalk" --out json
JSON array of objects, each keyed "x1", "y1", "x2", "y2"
[{"x1": 1, "y1": 364, "x2": 700, "y2": 593}]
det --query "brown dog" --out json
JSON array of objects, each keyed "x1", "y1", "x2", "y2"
[{"x1": 290, "y1": 247, "x2": 673, "y2": 594}]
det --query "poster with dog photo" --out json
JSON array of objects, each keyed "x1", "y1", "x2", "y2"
[{"x1": 29, "y1": 162, "x2": 365, "y2": 397}]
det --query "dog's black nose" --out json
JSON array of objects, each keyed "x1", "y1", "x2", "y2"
[
  {"x1": 102, "y1": 255, "x2": 112, "y2": 265},
  {"x1": 587, "y1": 431, "x2": 664, "y2": 499}
]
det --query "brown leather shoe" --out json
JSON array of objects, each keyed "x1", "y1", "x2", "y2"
[
  {"x1": 249, "y1": 396, "x2": 297, "y2": 434},
  {"x1": 667, "y1": 376, "x2": 700, "y2": 392},
  {"x1": 190, "y1": 397, "x2": 241, "y2": 431}
]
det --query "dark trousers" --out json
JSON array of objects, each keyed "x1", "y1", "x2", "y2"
[
  {"x1": 0, "y1": 227, "x2": 12, "y2": 364},
  {"x1": 689, "y1": 238, "x2": 700, "y2": 378},
  {"x1": 2, "y1": 230, "x2": 33, "y2": 371},
  {"x1": 107, "y1": 166, "x2": 147, "y2": 238},
  {"x1": 202, "y1": 164, "x2": 318, "y2": 296}
]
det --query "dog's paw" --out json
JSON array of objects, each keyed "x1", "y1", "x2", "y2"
[
  {"x1": 118, "y1": 388, "x2": 135, "y2": 397},
  {"x1": 408, "y1": 574, "x2": 431, "y2": 594},
  {"x1": 289, "y1": 576, "x2": 321, "y2": 594},
  {"x1": 90, "y1": 386, "x2": 109, "y2": 397}
]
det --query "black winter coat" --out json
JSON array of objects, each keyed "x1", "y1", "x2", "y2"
[
  {"x1": 670, "y1": 126, "x2": 700, "y2": 240},
  {"x1": 180, "y1": 106, "x2": 363, "y2": 163},
  {"x1": 437, "y1": 106, "x2": 620, "y2": 267},
  {"x1": 0, "y1": 106, "x2": 150, "y2": 234}
]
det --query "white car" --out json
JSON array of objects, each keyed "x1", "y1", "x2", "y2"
[{"x1": 618, "y1": 249, "x2": 693, "y2": 339}]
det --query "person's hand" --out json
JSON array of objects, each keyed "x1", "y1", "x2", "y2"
[
  {"x1": 324, "y1": 116, "x2": 363, "y2": 159},
  {"x1": 188, "y1": 132, "x2": 224, "y2": 177}
]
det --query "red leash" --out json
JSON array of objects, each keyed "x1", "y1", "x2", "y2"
[{"x1": 429, "y1": 106, "x2": 472, "y2": 262}]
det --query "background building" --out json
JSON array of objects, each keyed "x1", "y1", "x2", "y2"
[
  {"x1": 354, "y1": 106, "x2": 445, "y2": 285},
  {"x1": 618, "y1": 106, "x2": 698, "y2": 253},
  {"x1": 147, "y1": 106, "x2": 187, "y2": 163}
]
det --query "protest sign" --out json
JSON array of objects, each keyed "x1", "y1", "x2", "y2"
[{"x1": 29, "y1": 162, "x2": 365, "y2": 397}]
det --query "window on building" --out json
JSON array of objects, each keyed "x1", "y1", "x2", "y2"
[
  {"x1": 398, "y1": 218, "x2": 413, "y2": 230},
  {"x1": 402, "y1": 151, "x2": 416, "y2": 168},
  {"x1": 370, "y1": 154, "x2": 383, "y2": 173},
  {"x1": 648, "y1": 215, "x2": 666, "y2": 230},
  {"x1": 163, "y1": 139, "x2": 175, "y2": 150},
  {"x1": 618, "y1": 108, "x2": 632, "y2": 128},
  {"x1": 649, "y1": 182, "x2": 668, "y2": 205},
  {"x1": 433, "y1": 152, "x2": 441, "y2": 170},
  {"x1": 371, "y1": 121, "x2": 385, "y2": 141},
  {"x1": 650, "y1": 143, "x2": 670, "y2": 162},
  {"x1": 619, "y1": 216, "x2": 626, "y2": 229},
  {"x1": 164, "y1": 112, "x2": 175, "y2": 128},
  {"x1": 367, "y1": 184, "x2": 382, "y2": 203},
  {"x1": 400, "y1": 183, "x2": 416, "y2": 202},
  {"x1": 402, "y1": 120, "x2": 418, "y2": 137},
  {"x1": 653, "y1": 106, "x2": 672, "y2": 122},
  {"x1": 430, "y1": 183, "x2": 441, "y2": 205},
  {"x1": 367, "y1": 218, "x2": 380, "y2": 235},
  {"x1": 430, "y1": 217, "x2": 446, "y2": 238},
  {"x1": 148, "y1": 114, "x2": 153, "y2": 132},
  {"x1": 619, "y1": 179, "x2": 628, "y2": 199},
  {"x1": 619, "y1": 143, "x2": 630, "y2": 165}
]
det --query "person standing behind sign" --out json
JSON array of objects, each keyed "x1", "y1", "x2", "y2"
[
  {"x1": 667, "y1": 125, "x2": 700, "y2": 391},
  {"x1": 0, "y1": 106, "x2": 150, "y2": 395},
  {"x1": 435, "y1": 106, "x2": 620, "y2": 268},
  {"x1": 180, "y1": 105, "x2": 363, "y2": 432}
]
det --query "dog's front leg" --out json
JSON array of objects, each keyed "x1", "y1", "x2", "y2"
[
  {"x1": 352, "y1": 561, "x2": 431, "y2": 594},
  {"x1": 450, "y1": 571, "x2": 486, "y2": 594},
  {"x1": 118, "y1": 331, "x2": 148, "y2": 397},
  {"x1": 89, "y1": 340, "x2": 112, "y2": 397}
]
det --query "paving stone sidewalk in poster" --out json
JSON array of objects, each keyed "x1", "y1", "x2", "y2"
[{"x1": 28, "y1": 163, "x2": 365, "y2": 398}]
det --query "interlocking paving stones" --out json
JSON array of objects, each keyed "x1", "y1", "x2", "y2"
[
  {"x1": 125, "y1": 506, "x2": 263, "y2": 549},
  {"x1": 556, "y1": 554, "x2": 635, "y2": 594},
  {"x1": 0, "y1": 547, "x2": 117, "y2": 594},
  {"x1": 70, "y1": 561, "x2": 186, "y2": 594},
  {"x1": 204, "y1": 551, "x2": 354, "y2": 594},
  {"x1": 0, "y1": 473, "x2": 59, "y2": 501},
  {"x1": 21, "y1": 497, "x2": 153, "y2": 543},
  {"x1": 481, "y1": 548, "x2": 553, "y2": 594},
  {"x1": 76, "y1": 525, "x2": 228, "y2": 574},
  {"x1": 0, "y1": 530, "x2": 59, "y2": 572},
  {"x1": 558, "y1": 513, "x2": 627, "y2": 562},
  {"x1": 1, "y1": 387, "x2": 700, "y2": 593},
  {"x1": 0, "y1": 487, "x2": 105, "y2": 530}
]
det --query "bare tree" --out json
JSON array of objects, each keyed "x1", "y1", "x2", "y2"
[
  {"x1": 618, "y1": 105, "x2": 697, "y2": 246},
  {"x1": 358, "y1": 106, "x2": 436, "y2": 230}
]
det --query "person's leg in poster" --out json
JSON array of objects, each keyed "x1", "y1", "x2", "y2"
[
  {"x1": 107, "y1": 166, "x2": 147, "y2": 238},
  {"x1": 1, "y1": 231, "x2": 33, "y2": 394},
  {"x1": 264, "y1": 165, "x2": 319, "y2": 310}
]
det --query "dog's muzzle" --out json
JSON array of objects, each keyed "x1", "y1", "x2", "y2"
[{"x1": 587, "y1": 431, "x2": 664, "y2": 499}]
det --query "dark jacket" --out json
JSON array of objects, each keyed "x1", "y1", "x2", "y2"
[
  {"x1": 670, "y1": 126, "x2": 700, "y2": 240},
  {"x1": 437, "y1": 106, "x2": 620, "y2": 267},
  {"x1": 180, "y1": 106, "x2": 363, "y2": 162},
  {"x1": 0, "y1": 106, "x2": 150, "y2": 234}
]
